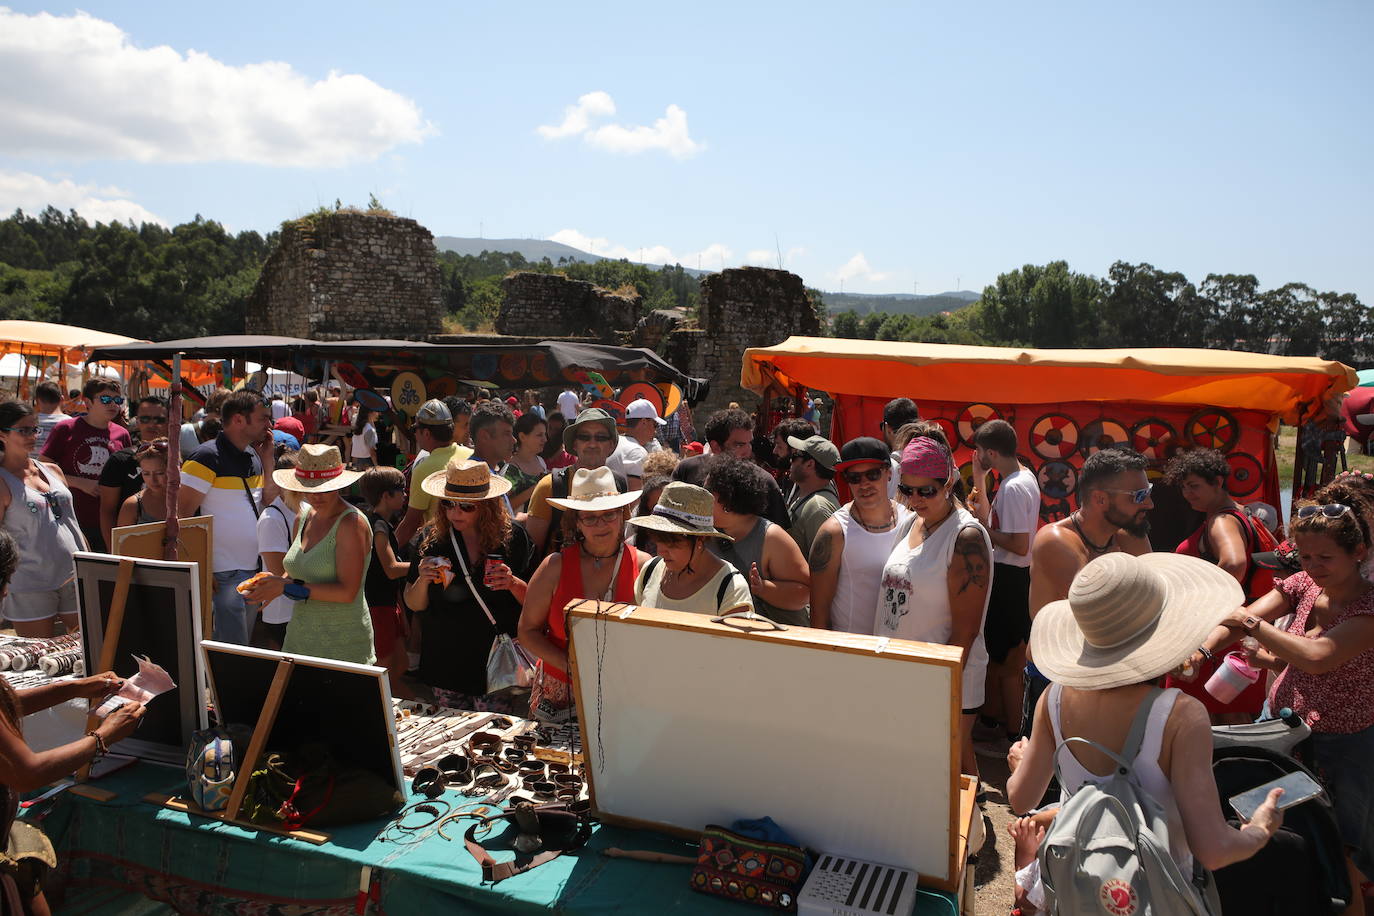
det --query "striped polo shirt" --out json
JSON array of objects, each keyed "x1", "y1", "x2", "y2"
[{"x1": 182, "y1": 433, "x2": 265, "y2": 572}]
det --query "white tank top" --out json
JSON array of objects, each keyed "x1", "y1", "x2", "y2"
[
  {"x1": 829, "y1": 502, "x2": 909, "y2": 634},
  {"x1": 1048, "y1": 684, "x2": 1193, "y2": 871}
]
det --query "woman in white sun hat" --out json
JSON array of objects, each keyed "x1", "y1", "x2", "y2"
[
  {"x1": 628, "y1": 482, "x2": 752, "y2": 616},
  {"x1": 1006, "y1": 551, "x2": 1284, "y2": 885},
  {"x1": 402, "y1": 458, "x2": 536, "y2": 713},
  {"x1": 518, "y1": 467, "x2": 648, "y2": 720},
  {"x1": 242, "y1": 444, "x2": 374, "y2": 665}
]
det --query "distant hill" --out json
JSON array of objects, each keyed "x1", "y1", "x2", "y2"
[
  {"x1": 433, "y1": 236, "x2": 709, "y2": 277},
  {"x1": 818, "y1": 290, "x2": 980, "y2": 317}
]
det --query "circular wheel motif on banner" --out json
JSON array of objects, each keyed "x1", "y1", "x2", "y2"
[
  {"x1": 389, "y1": 372, "x2": 426, "y2": 420},
  {"x1": 335, "y1": 362, "x2": 369, "y2": 390},
  {"x1": 471, "y1": 354, "x2": 499, "y2": 381},
  {"x1": 427, "y1": 376, "x2": 458, "y2": 399},
  {"x1": 618, "y1": 382, "x2": 664, "y2": 414},
  {"x1": 1038, "y1": 460, "x2": 1079, "y2": 502},
  {"x1": 592, "y1": 398, "x2": 626, "y2": 425},
  {"x1": 499, "y1": 353, "x2": 527, "y2": 381},
  {"x1": 929, "y1": 417, "x2": 958, "y2": 447},
  {"x1": 354, "y1": 388, "x2": 389, "y2": 414},
  {"x1": 528, "y1": 353, "x2": 553, "y2": 383},
  {"x1": 1186, "y1": 407, "x2": 1241, "y2": 453},
  {"x1": 1080, "y1": 419, "x2": 1130, "y2": 456},
  {"x1": 957, "y1": 404, "x2": 1003, "y2": 446},
  {"x1": 1030, "y1": 413, "x2": 1080, "y2": 460},
  {"x1": 1225, "y1": 453, "x2": 1263, "y2": 497},
  {"x1": 658, "y1": 382, "x2": 684, "y2": 418},
  {"x1": 1130, "y1": 418, "x2": 1179, "y2": 462}
]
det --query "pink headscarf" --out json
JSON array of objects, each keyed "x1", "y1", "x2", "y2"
[{"x1": 900, "y1": 437, "x2": 953, "y2": 480}]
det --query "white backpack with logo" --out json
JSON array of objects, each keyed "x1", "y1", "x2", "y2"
[{"x1": 1039, "y1": 687, "x2": 1221, "y2": 916}]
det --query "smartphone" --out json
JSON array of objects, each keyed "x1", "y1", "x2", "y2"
[{"x1": 1228, "y1": 770, "x2": 1323, "y2": 821}]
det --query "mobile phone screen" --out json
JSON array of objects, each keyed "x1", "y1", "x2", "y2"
[{"x1": 1229, "y1": 770, "x2": 1323, "y2": 821}]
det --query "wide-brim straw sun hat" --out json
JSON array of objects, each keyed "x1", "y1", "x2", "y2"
[
  {"x1": 545, "y1": 467, "x2": 641, "y2": 513},
  {"x1": 627, "y1": 481, "x2": 732, "y2": 541},
  {"x1": 420, "y1": 457, "x2": 512, "y2": 501},
  {"x1": 272, "y1": 443, "x2": 362, "y2": 493},
  {"x1": 1030, "y1": 551, "x2": 1243, "y2": 690}
]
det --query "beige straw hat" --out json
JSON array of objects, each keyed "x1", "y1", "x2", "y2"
[
  {"x1": 627, "y1": 481, "x2": 732, "y2": 541},
  {"x1": 272, "y1": 444, "x2": 362, "y2": 493},
  {"x1": 545, "y1": 467, "x2": 641, "y2": 513},
  {"x1": 420, "y1": 457, "x2": 512, "y2": 501},
  {"x1": 1030, "y1": 551, "x2": 1243, "y2": 689}
]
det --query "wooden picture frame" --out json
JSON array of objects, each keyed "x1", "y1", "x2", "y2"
[
  {"x1": 566, "y1": 600, "x2": 971, "y2": 891},
  {"x1": 73, "y1": 552, "x2": 207, "y2": 767},
  {"x1": 111, "y1": 516, "x2": 214, "y2": 638},
  {"x1": 149, "y1": 641, "x2": 404, "y2": 843}
]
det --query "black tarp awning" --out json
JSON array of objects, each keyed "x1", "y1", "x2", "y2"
[{"x1": 88, "y1": 336, "x2": 708, "y2": 403}]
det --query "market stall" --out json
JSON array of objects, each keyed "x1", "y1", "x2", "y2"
[
  {"x1": 0, "y1": 319, "x2": 145, "y2": 397},
  {"x1": 742, "y1": 337, "x2": 1356, "y2": 524}
]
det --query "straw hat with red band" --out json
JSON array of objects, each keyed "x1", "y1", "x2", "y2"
[
  {"x1": 272, "y1": 443, "x2": 363, "y2": 493},
  {"x1": 420, "y1": 457, "x2": 512, "y2": 502}
]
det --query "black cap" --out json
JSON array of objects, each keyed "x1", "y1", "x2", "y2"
[
  {"x1": 1252, "y1": 539, "x2": 1300, "y2": 574},
  {"x1": 836, "y1": 436, "x2": 891, "y2": 471}
]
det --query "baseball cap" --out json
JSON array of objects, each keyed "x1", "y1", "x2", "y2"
[
  {"x1": 626, "y1": 397, "x2": 666, "y2": 426},
  {"x1": 416, "y1": 398, "x2": 453, "y2": 426},
  {"x1": 272, "y1": 429, "x2": 301, "y2": 450},
  {"x1": 273, "y1": 416, "x2": 306, "y2": 442},
  {"x1": 835, "y1": 436, "x2": 891, "y2": 471},
  {"x1": 786, "y1": 434, "x2": 839, "y2": 471}
]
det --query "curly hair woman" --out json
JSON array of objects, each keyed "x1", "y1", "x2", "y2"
[{"x1": 403, "y1": 458, "x2": 535, "y2": 713}]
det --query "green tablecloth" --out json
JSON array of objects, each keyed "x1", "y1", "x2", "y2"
[{"x1": 28, "y1": 763, "x2": 959, "y2": 915}]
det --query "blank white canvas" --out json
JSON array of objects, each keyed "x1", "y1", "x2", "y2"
[{"x1": 571, "y1": 613, "x2": 957, "y2": 881}]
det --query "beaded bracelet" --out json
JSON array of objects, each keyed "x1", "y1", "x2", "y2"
[{"x1": 87, "y1": 731, "x2": 108, "y2": 761}]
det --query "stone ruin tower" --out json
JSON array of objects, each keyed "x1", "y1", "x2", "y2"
[{"x1": 245, "y1": 211, "x2": 444, "y2": 340}]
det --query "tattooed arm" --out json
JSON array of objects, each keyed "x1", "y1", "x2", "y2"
[
  {"x1": 946, "y1": 525, "x2": 992, "y2": 665},
  {"x1": 807, "y1": 517, "x2": 844, "y2": 629}
]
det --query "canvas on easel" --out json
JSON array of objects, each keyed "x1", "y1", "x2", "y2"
[
  {"x1": 566, "y1": 601, "x2": 975, "y2": 892},
  {"x1": 111, "y1": 516, "x2": 213, "y2": 638},
  {"x1": 73, "y1": 552, "x2": 206, "y2": 768},
  {"x1": 147, "y1": 641, "x2": 404, "y2": 844}
]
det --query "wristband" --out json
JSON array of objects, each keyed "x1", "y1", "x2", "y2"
[
  {"x1": 283, "y1": 579, "x2": 311, "y2": 601},
  {"x1": 87, "y1": 730, "x2": 108, "y2": 760},
  {"x1": 1197, "y1": 646, "x2": 1213, "y2": 661}
]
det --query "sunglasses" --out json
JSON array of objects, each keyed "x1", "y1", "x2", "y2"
[
  {"x1": 1103, "y1": 484, "x2": 1153, "y2": 504},
  {"x1": 440, "y1": 499, "x2": 479, "y2": 513},
  {"x1": 1296, "y1": 503, "x2": 1352, "y2": 520},
  {"x1": 137, "y1": 414, "x2": 168, "y2": 424},
  {"x1": 574, "y1": 433, "x2": 615, "y2": 444},
  {"x1": 1, "y1": 426, "x2": 38, "y2": 436},
  {"x1": 97, "y1": 395, "x2": 125, "y2": 406},
  {"x1": 897, "y1": 482, "x2": 941, "y2": 499},
  {"x1": 787, "y1": 453, "x2": 808, "y2": 464},
  {"x1": 26, "y1": 491, "x2": 61, "y2": 520},
  {"x1": 842, "y1": 467, "x2": 886, "y2": 485}
]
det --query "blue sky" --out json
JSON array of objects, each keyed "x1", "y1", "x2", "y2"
[{"x1": 1, "y1": 1, "x2": 1370, "y2": 302}]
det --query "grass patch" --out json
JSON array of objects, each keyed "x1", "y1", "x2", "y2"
[{"x1": 1274, "y1": 425, "x2": 1374, "y2": 489}]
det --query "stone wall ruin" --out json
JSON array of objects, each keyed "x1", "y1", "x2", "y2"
[{"x1": 496, "y1": 272, "x2": 641, "y2": 338}]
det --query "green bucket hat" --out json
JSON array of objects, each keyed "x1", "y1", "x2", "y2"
[{"x1": 563, "y1": 408, "x2": 618, "y2": 451}]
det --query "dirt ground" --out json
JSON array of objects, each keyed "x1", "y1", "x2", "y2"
[{"x1": 972, "y1": 753, "x2": 1019, "y2": 915}]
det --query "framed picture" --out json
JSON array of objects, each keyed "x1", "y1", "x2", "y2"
[
  {"x1": 74, "y1": 552, "x2": 207, "y2": 766},
  {"x1": 567, "y1": 601, "x2": 966, "y2": 890},
  {"x1": 200, "y1": 642, "x2": 404, "y2": 796}
]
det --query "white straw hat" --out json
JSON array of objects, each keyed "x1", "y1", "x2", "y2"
[
  {"x1": 272, "y1": 444, "x2": 362, "y2": 493},
  {"x1": 545, "y1": 467, "x2": 641, "y2": 512},
  {"x1": 1029, "y1": 552, "x2": 1243, "y2": 689}
]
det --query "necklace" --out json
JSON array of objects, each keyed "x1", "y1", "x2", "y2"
[
  {"x1": 921, "y1": 503, "x2": 955, "y2": 537},
  {"x1": 1070, "y1": 511, "x2": 1115, "y2": 554},
  {"x1": 854, "y1": 501, "x2": 896, "y2": 532},
  {"x1": 581, "y1": 542, "x2": 619, "y2": 569}
]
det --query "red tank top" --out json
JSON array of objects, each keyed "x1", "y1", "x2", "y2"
[{"x1": 545, "y1": 543, "x2": 640, "y2": 682}]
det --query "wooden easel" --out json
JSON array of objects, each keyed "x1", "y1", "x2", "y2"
[
  {"x1": 76, "y1": 558, "x2": 135, "y2": 782},
  {"x1": 145, "y1": 656, "x2": 331, "y2": 844}
]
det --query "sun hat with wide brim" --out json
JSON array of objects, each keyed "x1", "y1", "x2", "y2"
[
  {"x1": 546, "y1": 466, "x2": 641, "y2": 513},
  {"x1": 1030, "y1": 551, "x2": 1243, "y2": 690},
  {"x1": 272, "y1": 443, "x2": 363, "y2": 493},
  {"x1": 627, "y1": 481, "x2": 732, "y2": 541},
  {"x1": 420, "y1": 457, "x2": 512, "y2": 501}
]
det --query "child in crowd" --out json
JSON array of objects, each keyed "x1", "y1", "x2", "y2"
[{"x1": 361, "y1": 466, "x2": 412, "y2": 695}]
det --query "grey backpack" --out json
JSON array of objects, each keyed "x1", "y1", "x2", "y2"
[{"x1": 1039, "y1": 687, "x2": 1221, "y2": 916}]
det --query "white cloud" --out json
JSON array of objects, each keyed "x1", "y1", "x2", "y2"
[
  {"x1": 0, "y1": 169, "x2": 166, "y2": 226},
  {"x1": 536, "y1": 91, "x2": 616, "y2": 139},
  {"x1": 549, "y1": 228, "x2": 731, "y2": 269},
  {"x1": 745, "y1": 246, "x2": 806, "y2": 268},
  {"x1": 0, "y1": 8, "x2": 433, "y2": 167},
  {"x1": 537, "y1": 93, "x2": 704, "y2": 159},
  {"x1": 831, "y1": 252, "x2": 890, "y2": 285}
]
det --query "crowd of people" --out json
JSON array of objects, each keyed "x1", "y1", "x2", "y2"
[{"x1": 6, "y1": 372, "x2": 1374, "y2": 912}]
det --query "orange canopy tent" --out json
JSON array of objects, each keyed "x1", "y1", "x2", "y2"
[{"x1": 743, "y1": 337, "x2": 1356, "y2": 525}]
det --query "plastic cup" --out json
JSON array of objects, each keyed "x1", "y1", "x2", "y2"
[{"x1": 1205, "y1": 651, "x2": 1261, "y2": 704}]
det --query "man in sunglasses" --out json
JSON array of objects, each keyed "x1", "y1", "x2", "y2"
[
  {"x1": 525, "y1": 407, "x2": 631, "y2": 555},
  {"x1": 97, "y1": 395, "x2": 170, "y2": 549},
  {"x1": 808, "y1": 436, "x2": 912, "y2": 633},
  {"x1": 39, "y1": 378, "x2": 132, "y2": 552},
  {"x1": 1022, "y1": 446, "x2": 1153, "y2": 734},
  {"x1": 783, "y1": 434, "x2": 840, "y2": 557},
  {"x1": 394, "y1": 399, "x2": 473, "y2": 550}
]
